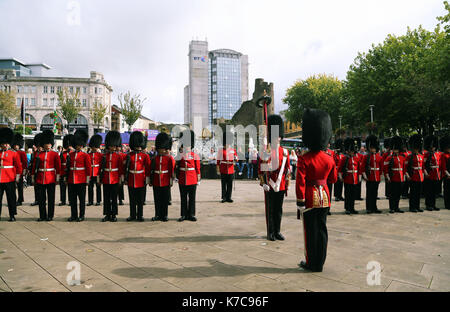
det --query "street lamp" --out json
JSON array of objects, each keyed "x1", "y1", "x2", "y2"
[
  {"x1": 369, "y1": 105, "x2": 375, "y2": 123},
  {"x1": 338, "y1": 115, "x2": 342, "y2": 129}
]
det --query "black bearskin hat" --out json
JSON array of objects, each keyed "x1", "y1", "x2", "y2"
[
  {"x1": 155, "y1": 132, "x2": 172, "y2": 150},
  {"x1": 179, "y1": 130, "x2": 195, "y2": 149},
  {"x1": 391, "y1": 136, "x2": 404, "y2": 151},
  {"x1": 40, "y1": 130, "x2": 55, "y2": 146},
  {"x1": 223, "y1": 131, "x2": 234, "y2": 147},
  {"x1": 267, "y1": 114, "x2": 284, "y2": 144},
  {"x1": 365, "y1": 135, "x2": 379, "y2": 151},
  {"x1": 409, "y1": 134, "x2": 423, "y2": 151},
  {"x1": 440, "y1": 135, "x2": 450, "y2": 151},
  {"x1": 129, "y1": 131, "x2": 146, "y2": 150},
  {"x1": 71, "y1": 130, "x2": 88, "y2": 147},
  {"x1": 384, "y1": 138, "x2": 392, "y2": 150},
  {"x1": 334, "y1": 138, "x2": 343, "y2": 151},
  {"x1": 63, "y1": 134, "x2": 73, "y2": 149},
  {"x1": 105, "y1": 131, "x2": 122, "y2": 148},
  {"x1": 33, "y1": 133, "x2": 43, "y2": 148},
  {"x1": 424, "y1": 135, "x2": 438, "y2": 150},
  {"x1": 355, "y1": 137, "x2": 362, "y2": 149},
  {"x1": 12, "y1": 133, "x2": 24, "y2": 148},
  {"x1": 0, "y1": 128, "x2": 14, "y2": 145},
  {"x1": 302, "y1": 108, "x2": 332, "y2": 151},
  {"x1": 89, "y1": 134, "x2": 103, "y2": 148},
  {"x1": 344, "y1": 137, "x2": 357, "y2": 152}
]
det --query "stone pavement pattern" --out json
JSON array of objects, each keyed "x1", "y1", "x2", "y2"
[{"x1": 0, "y1": 180, "x2": 449, "y2": 292}]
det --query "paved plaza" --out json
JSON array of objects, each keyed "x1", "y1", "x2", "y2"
[{"x1": 0, "y1": 179, "x2": 449, "y2": 292}]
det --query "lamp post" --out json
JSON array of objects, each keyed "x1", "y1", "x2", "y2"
[
  {"x1": 369, "y1": 105, "x2": 374, "y2": 123},
  {"x1": 338, "y1": 115, "x2": 342, "y2": 129}
]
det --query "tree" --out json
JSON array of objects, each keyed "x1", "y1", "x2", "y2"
[
  {"x1": 118, "y1": 91, "x2": 145, "y2": 132},
  {"x1": 283, "y1": 74, "x2": 344, "y2": 131},
  {"x1": 90, "y1": 100, "x2": 108, "y2": 132},
  {"x1": 0, "y1": 89, "x2": 19, "y2": 124},
  {"x1": 57, "y1": 87, "x2": 81, "y2": 131}
]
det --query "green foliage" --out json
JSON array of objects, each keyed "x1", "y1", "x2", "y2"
[
  {"x1": 57, "y1": 88, "x2": 81, "y2": 126},
  {"x1": 118, "y1": 91, "x2": 145, "y2": 131},
  {"x1": 283, "y1": 73, "x2": 344, "y2": 130},
  {"x1": 0, "y1": 89, "x2": 19, "y2": 123},
  {"x1": 14, "y1": 125, "x2": 32, "y2": 135},
  {"x1": 90, "y1": 100, "x2": 108, "y2": 129}
]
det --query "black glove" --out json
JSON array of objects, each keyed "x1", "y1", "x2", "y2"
[{"x1": 297, "y1": 201, "x2": 305, "y2": 207}]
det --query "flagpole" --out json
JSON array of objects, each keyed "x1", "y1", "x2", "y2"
[{"x1": 22, "y1": 97, "x2": 25, "y2": 136}]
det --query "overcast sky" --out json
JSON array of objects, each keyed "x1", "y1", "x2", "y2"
[{"x1": 0, "y1": 0, "x2": 446, "y2": 123}]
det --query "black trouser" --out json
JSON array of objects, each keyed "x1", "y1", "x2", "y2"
[
  {"x1": 264, "y1": 190, "x2": 285, "y2": 236},
  {"x1": 17, "y1": 176, "x2": 24, "y2": 203},
  {"x1": 389, "y1": 181, "x2": 402, "y2": 211},
  {"x1": 444, "y1": 179, "x2": 450, "y2": 209},
  {"x1": 69, "y1": 183, "x2": 86, "y2": 219},
  {"x1": 424, "y1": 179, "x2": 438, "y2": 208},
  {"x1": 409, "y1": 181, "x2": 422, "y2": 210},
  {"x1": 88, "y1": 177, "x2": 102, "y2": 204},
  {"x1": 60, "y1": 179, "x2": 67, "y2": 204},
  {"x1": 36, "y1": 183, "x2": 55, "y2": 219},
  {"x1": 103, "y1": 183, "x2": 119, "y2": 216},
  {"x1": 302, "y1": 207, "x2": 329, "y2": 272},
  {"x1": 344, "y1": 183, "x2": 356, "y2": 212},
  {"x1": 128, "y1": 186, "x2": 146, "y2": 218},
  {"x1": 34, "y1": 184, "x2": 39, "y2": 203},
  {"x1": 153, "y1": 186, "x2": 170, "y2": 218},
  {"x1": 221, "y1": 173, "x2": 233, "y2": 200},
  {"x1": 385, "y1": 179, "x2": 391, "y2": 198},
  {"x1": 356, "y1": 182, "x2": 362, "y2": 199},
  {"x1": 291, "y1": 165, "x2": 297, "y2": 180},
  {"x1": 402, "y1": 180, "x2": 409, "y2": 197},
  {"x1": 179, "y1": 184, "x2": 197, "y2": 218},
  {"x1": 334, "y1": 180, "x2": 343, "y2": 199},
  {"x1": 366, "y1": 181, "x2": 379, "y2": 212},
  {"x1": 0, "y1": 182, "x2": 17, "y2": 218},
  {"x1": 209, "y1": 164, "x2": 217, "y2": 179},
  {"x1": 327, "y1": 183, "x2": 333, "y2": 204},
  {"x1": 119, "y1": 184, "x2": 124, "y2": 203}
]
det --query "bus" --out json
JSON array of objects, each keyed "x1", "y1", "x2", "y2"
[{"x1": 280, "y1": 138, "x2": 304, "y2": 151}]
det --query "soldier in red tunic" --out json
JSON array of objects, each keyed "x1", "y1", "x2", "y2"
[
  {"x1": 0, "y1": 128, "x2": 22, "y2": 221},
  {"x1": 176, "y1": 130, "x2": 201, "y2": 222},
  {"x1": 333, "y1": 139, "x2": 345, "y2": 202},
  {"x1": 66, "y1": 130, "x2": 91, "y2": 222},
  {"x1": 87, "y1": 134, "x2": 103, "y2": 206},
  {"x1": 59, "y1": 134, "x2": 73, "y2": 206},
  {"x1": 382, "y1": 138, "x2": 393, "y2": 199},
  {"x1": 259, "y1": 115, "x2": 290, "y2": 241},
  {"x1": 118, "y1": 145, "x2": 126, "y2": 206},
  {"x1": 125, "y1": 131, "x2": 151, "y2": 222},
  {"x1": 150, "y1": 132, "x2": 175, "y2": 222},
  {"x1": 32, "y1": 130, "x2": 61, "y2": 221},
  {"x1": 354, "y1": 137, "x2": 364, "y2": 201},
  {"x1": 360, "y1": 135, "x2": 383, "y2": 214},
  {"x1": 338, "y1": 138, "x2": 361, "y2": 215},
  {"x1": 296, "y1": 109, "x2": 337, "y2": 272},
  {"x1": 401, "y1": 141, "x2": 412, "y2": 199},
  {"x1": 217, "y1": 132, "x2": 238, "y2": 203},
  {"x1": 423, "y1": 135, "x2": 441, "y2": 211},
  {"x1": 99, "y1": 131, "x2": 123, "y2": 222},
  {"x1": 439, "y1": 135, "x2": 450, "y2": 210},
  {"x1": 405, "y1": 134, "x2": 424, "y2": 213},
  {"x1": 12, "y1": 133, "x2": 27, "y2": 207},
  {"x1": 383, "y1": 136, "x2": 406, "y2": 213},
  {"x1": 30, "y1": 133, "x2": 43, "y2": 207}
]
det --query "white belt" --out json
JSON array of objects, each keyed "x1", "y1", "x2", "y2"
[
  {"x1": 430, "y1": 166, "x2": 439, "y2": 169},
  {"x1": 180, "y1": 168, "x2": 195, "y2": 171},
  {"x1": 413, "y1": 167, "x2": 422, "y2": 170},
  {"x1": 392, "y1": 168, "x2": 403, "y2": 171},
  {"x1": 347, "y1": 170, "x2": 358, "y2": 173},
  {"x1": 38, "y1": 168, "x2": 55, "y2": 172},
  {"x1": 70, "y1": 167, "x2": 85, "y2": 170},
  {"x1": 104, "y1": 168, "x2": 118, "y2": 172},
  {"x1": 154, "y1": 170, "x2": 168, "y2": 174},
  {"x1": 129, "y1": 170, "x2": 144, "y2": 174},
  {"x1": 221, "y1": 161, "x2": 234, "y2": 165},
  {"x1": 92, "y1": 165, "x2": 99, "y2": 167},
  {"x1": 370, "y1": 168, "x2": 379, "y2": 171},
  {"x1": 0, "y1": 166, "x2": 14, "y2": 169}
]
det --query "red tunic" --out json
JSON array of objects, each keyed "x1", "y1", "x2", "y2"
[
  {"x1": 258, "y1": 146, "x2": 290, "y2": 192},
  {"x1": 383, "y1": 154, "x2": 406, "y2": 182},
  {"x1": 216, "y1": 147, "x2": 238, "y2": 174},
  {"x1": 60, "y1": 151, "x2": 69, "y2": 178},
  {"x1": 89, "y1": 151, "x2": 103, "y2": 177},
  {"x1": 17, "y1": 150, "x2": 27, "y2": 176},
  {"x1": 101, "y1": 152, "x2": 123, "y2": 185},
  {"x1": 423, "y1": 151, "x2": 441, "y2": 181},
  {"x1": 405, "y1": 153, "x2": 424, "y2": 182},
  {"x1": 126, "y1": 151, "x2": 151, "y2": 188},
  {"x1": 338, "y1": 155, "x2": 360, "y2": 185},
  {"x1": 151, "y1": 154, "x2": 175, "y2": 187},
  {"x1": 67, "y1": 151, "x2": 91, "y2": 184},
  {"x1": 440, "y1": 152, "x2": 450, "y2": 179},
  {"x1": 0, "y1": 149, "x2": 22, "y2": 183},
  {"x1": 177, "y1": 151, "x2": 201, "y2": 186},
  {"x1": 296, "y1": 150, "x2": 337, "y2": 208},
  {"x1": 32, "y1": 150, "x2": 61, "y2": 184},
  {"x1": 360, "y1": 153, "x2": 383, "y2": 182}
]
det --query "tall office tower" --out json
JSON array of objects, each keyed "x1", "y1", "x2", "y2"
[{"x1": 185, "y1": 41, "x2": 249, "y2": 129}]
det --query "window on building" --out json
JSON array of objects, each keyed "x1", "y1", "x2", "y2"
[
  {"x1": 16, "y1": 98, "x2": 21, "y2": 107},
  {"x1": 95, "y1": 87, "x2": 98, "y2": 94},
  {"x1": 50, "y1": 86, "x2": 54, "y2": 93},
  {"x1": 57, "y1": 86, "x2": 62, "y2": 93},
  {"x1": 69, "y1": 87, "x2": 74, "y2": 94},
  {"x1": 76, "y1": 87, "x2": 80, "y2": 94},
  {"x1": 17, "y1": 86, "x2": 22, "y2": 93},
  {"x1": 24, "y1": 98, "x2": 28, "y2": 107},
  {"x1": 83, "y1": 87, "x2": 87, "y2": 94},
  {"x1": 30, "y1": 98, "x2": 36, "y2": 106},
  {"x1": 98, "y1": 87, "x2": 102, "y2": 94},
  {"x1": 31, "y1": 86, "x2": 36, "y2": 93},
  {"x1": 43, "y1": 98, "x2": 48, "y2": 106},
  {"x1": 23, "y1": 86, "x2": 28, "y2": 93},
  {"x1": 43, "y1": 86, "x2": 48, "y2": 93},
  {"x1": 50, "y1": 98, "x2": 55, "y2": 107},
  {"x1": 82, "y1": 99, "x2": 87, "y2": 107}
]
